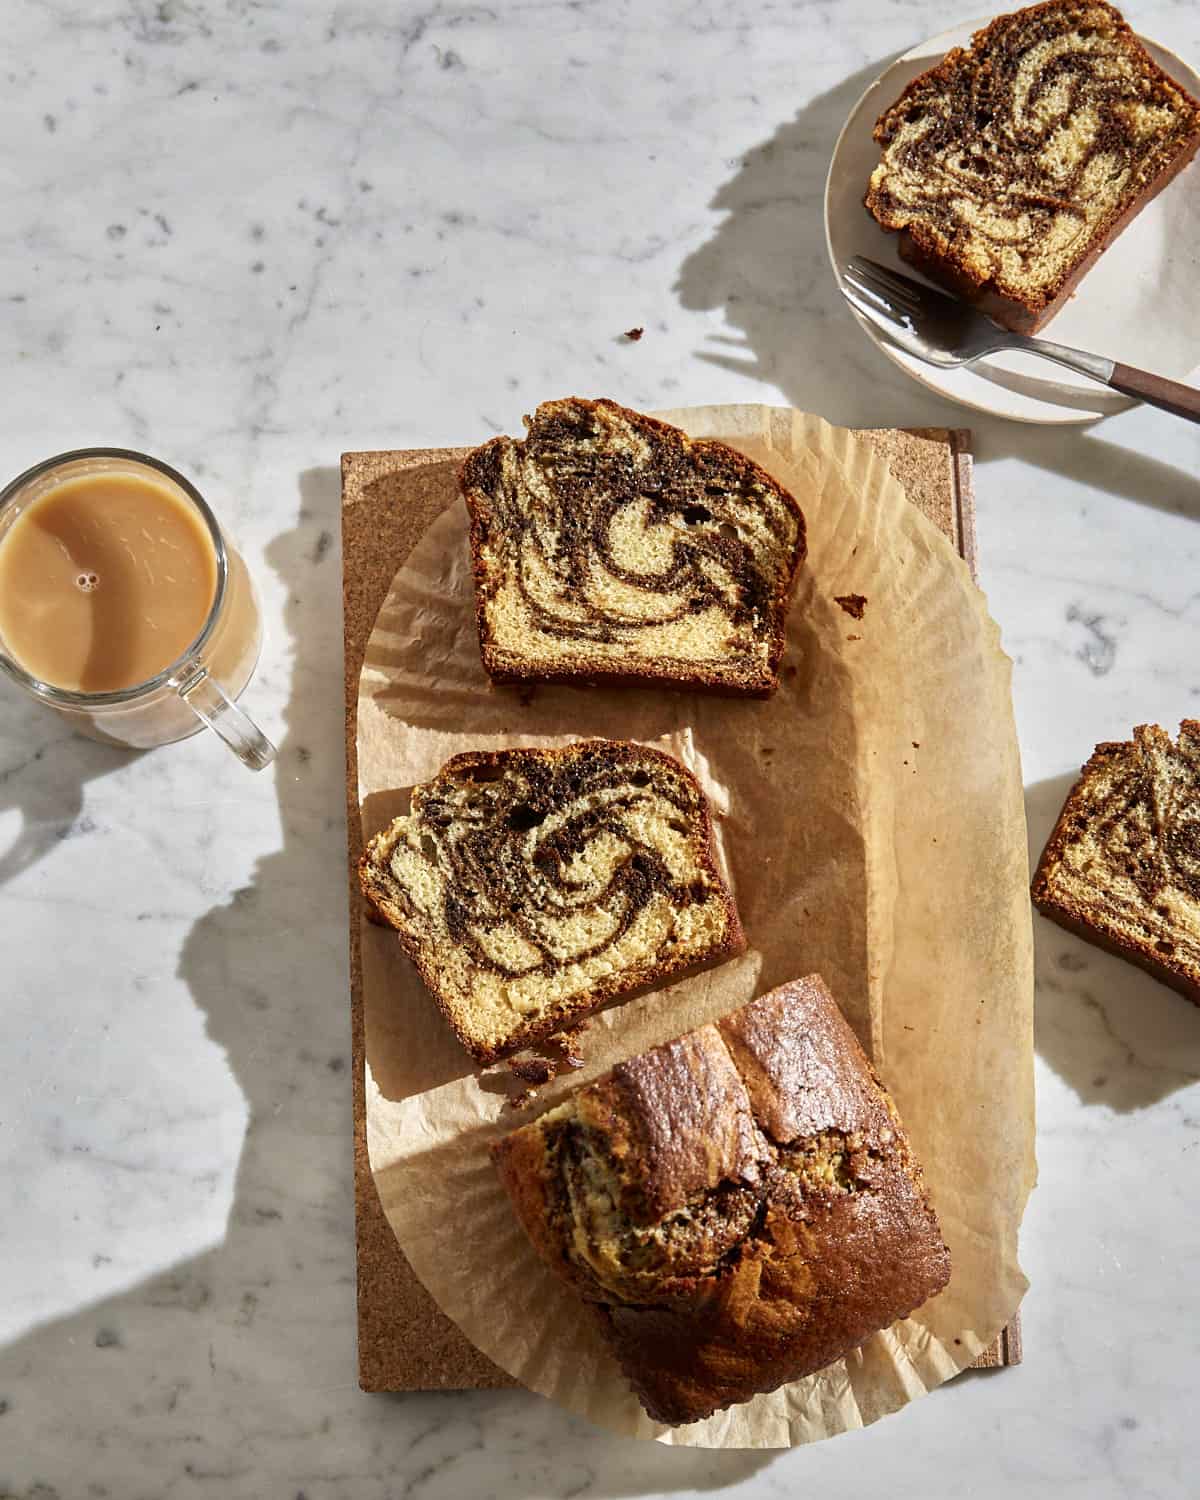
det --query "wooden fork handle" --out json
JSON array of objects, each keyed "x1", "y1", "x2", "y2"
[{"x1": 1108, "y1": 363, "x2": 1200, "y2": 424}]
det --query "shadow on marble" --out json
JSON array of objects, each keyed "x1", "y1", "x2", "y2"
[
  {"x1": 676, "y1": 58, "x2": 949, "y2": 430},
  {"x1": 0, "y1": 467, "x2": 362, "y2": 1488},
  {"x1": 365, "y1": 1388, "x2": 775, "y2": 1493},
  {"x1": 977, "y1": 425, "x2": 1200, "y2": 523},
  {"x1": 0, "y1": 714, "x2": 143, "y2": 889},
  {"x1": 1027, "y1": 773, "x2": 1200, "y2": 1111}
]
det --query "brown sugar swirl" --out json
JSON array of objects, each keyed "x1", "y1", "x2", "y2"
[
  {"x1": 459, "y1": 399, "x2": 807, "y2": 697},
  {"x1": 359, "y1": 741, "x2": 745, "y2": 1064}
]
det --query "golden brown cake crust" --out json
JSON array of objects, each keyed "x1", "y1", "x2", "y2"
[
  {"x1": 459, "y1": 398, "x2": 808, "y2": 698},
  {"x1": 589, "y1": 1028, "x2": 765, "y2": 1222},
  {"x1": 1031, "y1": 721, "x2": 1200, "y2": 1004},
  {"x1": 359, "y1": 739, "x2": 746, "y2": 1065},
  {"x1": 492, "y1": 975, "x2": 951, "y2": 1425},
  {"x1": 717, "y1": 975, "x2": 899, "y2": 1143},
  {"x1": 865, "y1": 1, "x2": 1200, "y2": 333}
]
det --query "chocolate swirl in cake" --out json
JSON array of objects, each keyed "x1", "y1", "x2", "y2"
[
  {"x1": 1033, "y1": 721, "x2": 1200, "y2": 1002},
  {"x1": 360, "y1": 740, "x2": 745, "y2": 1063},
  {"x1": 460, "y1": 398, "x2": 807, "y2": 696},
  {"x1": 866, "y1": 1, "x2": 1200, "y2": 331}
]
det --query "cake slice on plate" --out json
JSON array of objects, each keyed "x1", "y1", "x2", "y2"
[
  {"x1": 459, "y1": 398, "x2": 807, "y2": 697},
  {"x1": 865, "y1": 0, "x2": 1200, "y2": 332},
  {"x1": 360, "y1": 739, "x2": 745, "y2": 1064}
]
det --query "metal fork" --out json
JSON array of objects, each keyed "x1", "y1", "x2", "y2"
[{"x1": 842, "y1": 256, "x2": 1200, "y2": 424}]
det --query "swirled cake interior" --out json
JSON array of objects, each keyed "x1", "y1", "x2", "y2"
[
  {"x1": 1032, "y1": 721, "x2": 1200, "y2": 1000},
  {"x1": 866, "y1": 1, "x2": 1200, "y2": 331},
  {"x1": 359, "y1": 740, "x2": 744, "y2": 1063},
  {"x1": 460, "y1": 398, "x2": 807, "y2": 696}
]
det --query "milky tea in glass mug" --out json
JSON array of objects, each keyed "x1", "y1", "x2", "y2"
[{"x1": 0, "y1": 449, "x2": 275, "y2": 770}]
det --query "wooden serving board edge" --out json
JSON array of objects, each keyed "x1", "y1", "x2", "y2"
[{"x1": 341, "y1": 424, "x2": 1020, "y2": 1393}]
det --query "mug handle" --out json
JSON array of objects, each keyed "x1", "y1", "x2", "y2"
[{"x1": 174, "y1": 662, "x2": 275, "y2": 771}]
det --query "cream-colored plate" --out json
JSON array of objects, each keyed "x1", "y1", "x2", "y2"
[{"x1": 825, "y1": 19, "x2": 1200, "y2": 425}]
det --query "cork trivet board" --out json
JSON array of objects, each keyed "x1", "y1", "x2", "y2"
[{"x1": 341, "y1": 423, "x2": 1020, "y2": 1395}]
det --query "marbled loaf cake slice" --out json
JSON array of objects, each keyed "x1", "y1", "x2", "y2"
[
  {"x1": 865, "y1": 0, "x2": 1200, "y2": 332},
  {"x1": 360, "y1": 740, "x2": 745, "y2": 1064},
  {"x1": 459, "y1": 398, "x2": 807, "y2": 697},
  {"x1": 1032, "y1": 720, "x2": 1200, "y2": 1003}
]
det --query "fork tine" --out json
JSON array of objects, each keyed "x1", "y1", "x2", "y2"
[
  {"x1": 841, "y1": 274, "x2": 898, "y2": 319},
  {"x1": 848, "y1": 255, "x2": 921, "y2": 288},
  {"x1": 849, "y1": 256, "x2": 948, "y2": 308},
  {"x1": 840, "y1": 284, "x2": 961, "y2": 368},
  {"x1": 843, "y1": 269, "x2": 921, "y2": 326},
  {"x1": 844, "y1": 260, "x2": 924, "y2": 315},
  {"x1": 840, "y1": 280, "x2": 909, "y2": 332},
  {"x1": 844, "y1": 267, "x2": 917, "y2": 312}
]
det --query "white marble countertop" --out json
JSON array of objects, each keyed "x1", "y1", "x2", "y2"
[{"x1": 3, "y1": 1, "x2": 1200, "y2": 1495}]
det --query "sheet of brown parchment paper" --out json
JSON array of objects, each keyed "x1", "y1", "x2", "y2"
[{"x1": 356, "y1": 407, "x2": 1036, "y2": 1448}]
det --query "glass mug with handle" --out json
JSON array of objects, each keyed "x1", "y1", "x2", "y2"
[{"x1": 0, "y1": 448, "x2": 275, "y2": 770}]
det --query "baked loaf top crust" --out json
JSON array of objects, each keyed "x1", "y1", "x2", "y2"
[
  {"x1": 1032, "y1": 720, "x2": 1200, "y2": 1002},
  {"x1": 359, "y1": 740, "x2": 745, "y2": 1065},
  {"x1": 493, "y1": 975, "x2": 951, "y2": 1425},
  {"x1": 865, "y1": 1, "x2": 1200, "y2": 328},
  {"x1": 459, "y1": 398, "x2": 807, "y2": 697}
]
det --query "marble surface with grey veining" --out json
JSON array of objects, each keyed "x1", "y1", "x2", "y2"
[{"x1": 3, "y1": 1, "x2": 1200, "y2": 1496}]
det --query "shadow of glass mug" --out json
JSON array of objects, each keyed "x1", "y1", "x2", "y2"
[{"x1": 0, "y1": 448, "x2": 275, "y2": 770}]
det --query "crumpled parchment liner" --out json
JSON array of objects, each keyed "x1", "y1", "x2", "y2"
[{"x1": 357, "y1": 406, "x2": 1036, "y2": 1447}]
